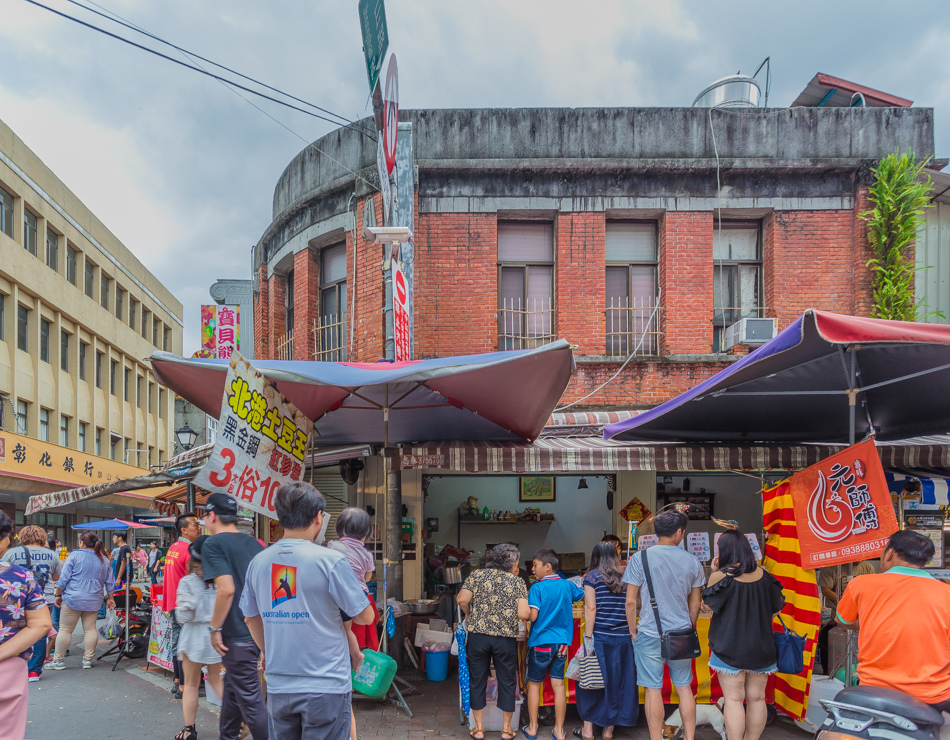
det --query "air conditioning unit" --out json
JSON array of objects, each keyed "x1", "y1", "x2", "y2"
[{"x1": 723, "y1": 318, "x2": 776, "y2": 349}]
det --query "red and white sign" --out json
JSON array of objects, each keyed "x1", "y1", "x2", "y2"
[
  {"x1": 393, "y1": 259, "x2": 410, "y2": 361},
  {"x1": 789, "y1": 439, "x2": 899, "y2": 568},
  {"x1": 382, "y1": 54, "x2": 399, "y2": 175}
]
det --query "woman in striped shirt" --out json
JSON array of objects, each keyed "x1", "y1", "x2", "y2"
[{"x1": 574, "y1": 542, "x2": 638, "y2": 740}]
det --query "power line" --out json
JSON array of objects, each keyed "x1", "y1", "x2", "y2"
[
  {"x1": 65, "y1": 0, "x2": 362, "y2": 132},
  {"x1": 20, "y1": 0, "x2": 374, "y2": 139}
]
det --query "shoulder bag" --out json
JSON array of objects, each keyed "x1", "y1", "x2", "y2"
[
  {"x1": 576, "y1": 640, "x2": 605, "y2": 690},
  {"x1": 773, "y1": 613, "x2": 806, "y2": 675},
  {"x1": 641, "y1": 549, "x2": 701, "y2": 661}
]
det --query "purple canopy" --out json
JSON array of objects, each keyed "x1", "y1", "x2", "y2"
[
  {"x1": 605, "y1": 310, "x2": 950, "y2": 444},
  {"x1": 150, "y1": 341, "x2": 575, "y2": 446}
]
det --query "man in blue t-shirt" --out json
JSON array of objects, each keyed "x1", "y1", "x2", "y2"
[
  {"x1": 523, "y1": 548, "x2": 584, "y2": 740},
  {"x1": 241, "y1": 482, "x2": 374, "y2": 740}
]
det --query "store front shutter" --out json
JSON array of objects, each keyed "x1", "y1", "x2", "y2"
[{"x1": 310, "y1": 470, "x2": 348, "y2": 541}]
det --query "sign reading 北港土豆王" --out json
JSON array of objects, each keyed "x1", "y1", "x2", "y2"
[{"x1": 192, "y1": 352, "x2": 314, "y2": 519}]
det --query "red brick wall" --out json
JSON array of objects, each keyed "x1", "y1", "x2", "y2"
[
  {"x1": 350, "y1": 194, "x2": 386, "y2": 361},
  {"x1": 254, "y1": 264, "x2": 269, "y2": 358},
  {"x1": 293, "y1": 248, "x2": 319, "y2": 360},
  {"x1": 414, "y1": 212, "x2": 497, "y2": 357},
  {"x1": 268, "y1": 272, "x2": 287, "y2": 355},
  {"x1": 660, "y1": 212, "x2": 714, "y2": 354},
  {"x1": 556, "y1": 213, "x2": 605, "y2": 354},
  {"x1": 852, "y1": 186, "x2": 875, "y2": 318}
]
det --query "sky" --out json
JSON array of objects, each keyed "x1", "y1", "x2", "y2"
[{"x1": 1, "y1": 0, "x2": 948, "y2": 354}]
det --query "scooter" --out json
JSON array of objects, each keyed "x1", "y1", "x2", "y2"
[{"x1": 816, "y1": 686, "x2": 946, "y2": 740}]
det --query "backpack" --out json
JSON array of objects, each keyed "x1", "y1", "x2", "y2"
[{"x1": 17, "y1": 546, "x2": 50, "y2": 592}]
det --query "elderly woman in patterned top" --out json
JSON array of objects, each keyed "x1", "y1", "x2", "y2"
[
  {"x1": 0, "y1": 509, "x2": 52, "y2": 740},
  {"x1": 458, "y1": 544, "x2": 531, "y2": 740}
]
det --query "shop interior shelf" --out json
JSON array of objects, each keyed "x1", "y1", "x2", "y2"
[{"x1": 458, "y1": 517, "x2": 555, "y2": 524}]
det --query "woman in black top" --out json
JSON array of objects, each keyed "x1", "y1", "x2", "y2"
[{"x1": 703, "y1": 530, "x2": 785, "y2": 740}]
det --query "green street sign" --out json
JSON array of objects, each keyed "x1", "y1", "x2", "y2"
[{"x1": 359, "y1": 0, "x2": 389, "y2": 94}]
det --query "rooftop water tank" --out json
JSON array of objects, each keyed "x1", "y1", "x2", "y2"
[{"x1": 692, "y1": 75, "x2": 762, "y2": 109}]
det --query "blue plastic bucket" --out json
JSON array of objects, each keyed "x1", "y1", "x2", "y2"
[{"x1": 425, "y1": 649, "x2": 450, "y2": 682}]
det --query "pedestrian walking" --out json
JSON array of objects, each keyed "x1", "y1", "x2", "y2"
[
  {"x1": 456, "y1": 543, "x2": 529, "y2": 740},
  {"x1": 202, "y1": 494, "x2": 267, "y2": 740},
  {"x1": 174, "y1": 535, "x2": 225, "y2": 740},
  {"x1": 523, "y1": 549, "x2": 585, "y2": 740},
  {"x1": 48, "y1": 533, "x2": 115, "y2": 670},
  {"x1": 702, "y1": 530, "x2": 785, "y2": 740},
  {"x1": 133, "y1": 544, "x2": 148, "y2": 582},
  {"x1": 46, "y1": 534, "x2": 62, "y2": 631},
  {"x1": 623, "y1": 510, "x2": 705, "y2": 740},
  {"x1": 112, "y1": 532, "x2": 132, "y2": 589},
  {"x1": 241, "y1": 482, "x2": 374, "y2": 740},
  {"x1": 148, "y1": 542, "x2": 162, "y2": 586},
  {"x1": 164, "y1": 512, "x2": 201, "y2": 699},
  {"x1": 0, "y1": 511, "x2": 52, "y2": 740},
  {"x1": 575, "y1": 542, "x2": 638, "y2": 740},
  {"x1": 1, "y1": 525, "x2": 62, "y2": 682}
]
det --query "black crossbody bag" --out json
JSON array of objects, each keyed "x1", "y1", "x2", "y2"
[{"x1": 641, "y1": 549, "x2": 701, "y2": 661}]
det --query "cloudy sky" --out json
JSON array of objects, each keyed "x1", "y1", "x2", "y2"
[{"x1": 2, "y1": 0, "x2": 948, "y2": 354}]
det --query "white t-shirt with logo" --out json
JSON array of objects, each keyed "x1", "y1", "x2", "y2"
[{"x1": 240, "y1": 538, "x2": 370, "y2": 695}]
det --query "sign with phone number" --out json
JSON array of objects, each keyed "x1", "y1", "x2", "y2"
[{"x1": 193, "y1": 352, "x2": 313, "y2": 519}]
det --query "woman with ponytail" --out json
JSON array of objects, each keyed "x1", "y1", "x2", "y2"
[{"x1": 49, "y1": 533, "x2": 116, "y2": 670}]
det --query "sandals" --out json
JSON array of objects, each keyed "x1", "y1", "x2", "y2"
[
  {"x1": 572, "y1": 729, "x2": 594, "y2": 740},
  {"x1": 175, "y1": 726, "x2": 197, "y2": 740},
  {"x1": 502, "y1": 731, "x2": 518, "y2": 740},
  {"x1": 470, "y1": 729, "x2": 485, "y2": 740}
]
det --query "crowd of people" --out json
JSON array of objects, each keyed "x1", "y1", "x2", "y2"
[{"x1": 1, "y1": 489, "x2": 948, "y2": 740}]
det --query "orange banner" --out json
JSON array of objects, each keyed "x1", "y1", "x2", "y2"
[{"x1": 789, "y1": 439, "x2": 898, "y2": 568}]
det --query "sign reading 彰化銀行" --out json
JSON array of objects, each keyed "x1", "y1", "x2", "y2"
[{"x1": 192, "y1": 352, "x2": 313, "y2": 518}]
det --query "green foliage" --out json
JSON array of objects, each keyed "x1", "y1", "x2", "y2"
[{"x1": 860, "y1": 151, "x2": 935, "y2": 321}]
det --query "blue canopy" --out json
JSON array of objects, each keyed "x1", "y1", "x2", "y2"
[{"x1": 72, "y1": 519, "x2": 155, "y2": 529}]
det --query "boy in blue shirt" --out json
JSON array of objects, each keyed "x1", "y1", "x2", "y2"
[{"x1": 523, "y1": 549, "x2": 584, "y2": 740}]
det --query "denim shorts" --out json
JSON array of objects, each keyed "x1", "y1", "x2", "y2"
[
  {"x1": 634, "y1": 633, "x2": 693, "y2": 689},
  {"x1": 526, "y1": 644, "x2": 566, "y2": 683},
  {"x1": 708, "y1": 652, "x2": 777, "y2": 676}
]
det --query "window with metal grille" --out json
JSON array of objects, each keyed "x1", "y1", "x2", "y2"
[
  {"x1": 17, "y1": 305, "x2": 28, "y2": 352},
  {"x1": 712, "y1": 222, "x2": 763, "y2": 352},
  {"x1": 497, "y1": 222, "x2": 554, "y2": 350},
  {"x1": 605, "y1": 222, "x2": 660, "y2": 356},
  {"x1": 0, "y1": 185, "x2": 13, "y2": 238},
  {"x1": 84, "y1": 259, "x2": 95, "y2": 298},
  {"x1": 318, "y1": 244, "x2": 347, "y2": 361},
  {"x1": 61, "y1": 330, "x2": 69, "y2": 372},
  {"x1": 24, "y1": 209, "x2": 37, "y2": 256},
  {"x1": 40, "y1": 320, "x2": 50, "y2": 362},
  {"x1": 66, "y1": 246, "x2": 78, "y2": 286},
  {"x1": 46, "y1": 229, "x2": 58, "y2": 271}
]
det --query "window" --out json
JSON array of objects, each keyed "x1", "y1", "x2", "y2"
[
  {"x1": 153, "y1": 317, "x2": 159, "y2": 347},
  {"x1": 84, "y1": 259, "x2": 95, "y2": 299},
  {"x1": 96, "y1": 351, "x2": 103, "y2": 389},
  {"x1": 79, "y1": 341, "x2": 87, "y2": 381},
  {"x1": 148, "y1": 382, "x2": 154, "y2": 413},
  {"x1": 100, "y1": 274, "x2": 110, "y2": 309},
  {"x1": 40, "y1": 319, "x2": 50, "y2": 363},
  {"x1": 17, "y1": 305, "x2": 28, "y2": 352},
  {"x1": 147, "y1": 446, "x2": 153, "y2": 466},
  {"x1": 79, "y1": 421, "x2": 87, "y2": 452},
  {"x1": 0, "y1": 294, "x2": 4, "y2": 342},
  {"x1": 605, "y1": 222, "x2": 659, "y2": 356},
  {"x1": 318, "y1": 244, "x2": 347, "y2": 361},
  {"x1": 158, "y1": 388, "x2": 165, "y2": 418},
  {"x1": 0, "y1": 185, "x2": 13, "y2": 238},
  {"x1": 110, "y1": 360, "x2": 117, "y2": 396},
  {"x1": 110, "y1": 437, "x2": 117, "y2": 461},
  {"x1": 46, "y1": 229, "x2": 58, "y2": 271},
  {"x1": 163, "y1": 327, "x2": 170, "y2": 352},
  {"x1": 60, "y1": 330, "x2": 69, "y2": 372},
  {"x1": 124, "y1": 368, "x2": 130, "y2": 402},
  {"x1": 60, "y1": 415, "x2": 68, "y2": 447},
  {"x1": 207, "y1": 416, "x2": 218, "y2": 444},
  {"x1": 124, "y1": 438, "x2": 131, "y2": 465},
  {"x1": 129, "y1": 298, "x2": 137, "y2": 330},
  {"x1": 39, "y1": 408, "x2": 49, "y2": 442},
  {"x1": 23, "y1": 210, "x2": 37, "y2": 256},
  {"x1": 141, "y1": 306, "x2": 148, "y2": 339},
  {"x1": 66, "y1": 245, "x2": 78, "y2": 285},
  {"x1": 136, "y1": 376, "x2": 141, "y2": 408},
  {"x1": 16, "y1": 400, "x2": 27, "y2": 434},
  {"x1": 497, "y1": 222, "x2": 554, "y2": 350},
  {"x1": 712, "y1": 222, "x2": 763, "y2": 352},
  {"x1": 95, "y1": 428, "x2": 102, "y2": 457},
  {"x1": 115, "y1": 287, "x2": 124, "y2": 321}
]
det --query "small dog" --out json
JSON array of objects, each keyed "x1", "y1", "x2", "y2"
[{"x1": 662, "y1": 699, "x2": 727, "y2": 740}]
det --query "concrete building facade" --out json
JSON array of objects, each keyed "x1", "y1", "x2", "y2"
[{"x1": 0, "y1": 117, "x2": 183, "y2": 537}]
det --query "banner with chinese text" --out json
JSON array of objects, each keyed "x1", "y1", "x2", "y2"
[
  {"x1": 200, "y1": 304, "x2": 240, "y2": 359},
  {"x1": 789, "y1": 439, "x2": 898, "y2": 568},
  {"x1": 192, "y1": 352, "x2": 313, "y2": 518}
]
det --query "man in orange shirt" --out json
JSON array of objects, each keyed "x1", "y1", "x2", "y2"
[
  {"x1": 837, "y1": 530, "x2": 950, "y2": 711},
  {"x1": 163, "y1": 512, "x2": 200, "y2": 699}
]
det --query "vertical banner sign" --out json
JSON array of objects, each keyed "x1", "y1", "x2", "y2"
[
  {"x1": 382, "y1": 54, "x2": 399, "y2": 175},
  {"x1": 394, "y1": 122, "x2": 414, "y2": 358},
  {"x1": 789, "y1": 439, "x2": 898, "y2": 568},
  {"x1": 358, "y1": 0, "x2": 389, "y2": 93},
  {"x1": 192, "y1": 351, "x2": 314, "y2": 518},
  {"x1": 147, "y1": 605, "x2": 173, "y2": 670},
  {"x1": 392, "y1": 259, "x2": 410, "y2": 361},
  {"x1": 200, "y1": 305, "x2": 240, "y2": 359}
]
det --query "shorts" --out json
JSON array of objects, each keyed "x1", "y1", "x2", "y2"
[
  {"x1": 526, "y1": 644, "x2": 566, "y2": 683},
  {"x1": 708, "y1": 652, "x2": 776, "y2": 676},
  {"x1": 634, "y1": 633, "x2": 693, "y2": 689}
]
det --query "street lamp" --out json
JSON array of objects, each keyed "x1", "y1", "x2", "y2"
[{"x1": 175, "y1": 423, "x2": 200, "y2": 512}]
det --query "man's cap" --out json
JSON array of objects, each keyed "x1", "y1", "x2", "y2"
[{"x1": 204, "y1": 493, "x2": 238, "y2": 517}]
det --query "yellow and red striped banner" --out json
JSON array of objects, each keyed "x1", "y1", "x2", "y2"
[{"x1": 763, "y1": 480, "x2": 822, "y2": 720}]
